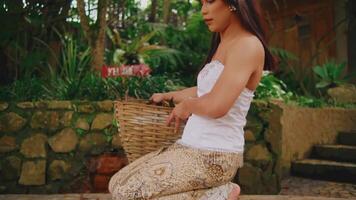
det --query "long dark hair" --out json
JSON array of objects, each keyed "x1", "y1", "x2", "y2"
[{"x1": 203, "y1": 0, "x2": 276, "y2": 72}]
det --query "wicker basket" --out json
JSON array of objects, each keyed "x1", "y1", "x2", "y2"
[{"x1": 114, "y1": 99, "x2": 185, "y2": 163}]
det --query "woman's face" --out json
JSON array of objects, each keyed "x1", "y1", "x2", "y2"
[{"x1": 201, "y1": 0, "x2": 234, "y2": 32}]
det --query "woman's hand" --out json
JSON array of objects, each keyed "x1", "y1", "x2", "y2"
[
  {"x1": 149, "y1": 93, "x2": 166, "y2": 104},
  {"x1": 166, "y1": 101, "x2": 192, "y2": 133}
]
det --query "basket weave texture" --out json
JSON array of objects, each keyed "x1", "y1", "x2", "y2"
[{"x1": 114, "y1": 100, "x2": 185, "y2": 163}]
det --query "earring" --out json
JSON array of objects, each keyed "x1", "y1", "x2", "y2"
[{"x1": 229, "y1": 5, "x2": 237, "y2": 12}]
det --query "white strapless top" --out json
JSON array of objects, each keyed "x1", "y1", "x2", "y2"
[{"x1": 176, "y1": 60, "x2": 255, "y2": 153}]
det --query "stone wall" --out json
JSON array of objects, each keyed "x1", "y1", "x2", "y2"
[
  {"x1": 235, "y1": 100, "x2": 356, "y2": 194},
  {"x1": 279, "y1": 103, "x2": 356, "y2": 177},
  {"x1": 1, "y1": 100, "x2": 354, "y2": 195},
  {"x1": 0, "y1": 100, "x2": 126, "y2": 194},
  {"x1": 235, "y1": 100, "x2": 282, "y2": 194},
  {"x1": 0, "y1": 100, "x2": 283, "y2": 195}
]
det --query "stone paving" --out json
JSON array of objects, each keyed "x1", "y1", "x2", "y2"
[
  {"x1": 1, "y1": 176, "x2": 356, "y2": 200},
  {"x1": 279, "y1": 176, "x2": 356, "y2": 199},
  {"x1": 0, "y1": 194, "x2": 351, "y2": 200}
]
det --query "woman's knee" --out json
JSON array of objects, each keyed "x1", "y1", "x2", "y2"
[
  {"x1": 108, "y1": 172, "x2": 119, "y2": 194},
  {"x1": 110, "y1": 182, "x2": 153, "y2": 200},
  {"x1": 111, "y1": 189, "x2": 140, "y2": 200},
  {"x1": 109, "y1": 176, "x2": 133, "y2": 199}
]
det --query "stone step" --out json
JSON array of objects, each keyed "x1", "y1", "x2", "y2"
[
  {"x1": 291, "y1": 159, "x2": 356, "y2": 184},
  {"x1": 338, "y1": 131, "x2": 356, "y2": 146},
  {"x1": 311, "y1": 144, "x2": 356, "y2": 163}
]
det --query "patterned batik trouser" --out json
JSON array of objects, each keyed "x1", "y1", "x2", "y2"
[{"x1": 108, "y1": 142, "x2": 244, "y2": 200}]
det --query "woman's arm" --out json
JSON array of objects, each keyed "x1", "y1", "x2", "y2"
[
  {"x1": 164, "y1": 86, "x2": 197, "y2": 104},
  {"x1": 182, "y1": 38, "x2": 264, "y2": 118}
]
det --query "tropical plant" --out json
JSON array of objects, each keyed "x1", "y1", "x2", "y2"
[
  {"x1": 255, "y1": 71, "x2": 292, "y2": 100},
  {"x1": 312, "y1": 61, "x2": 350, "y2": 89},
  {"x1": 106, "y1": 29, "x2": 181, "y2": 68},
  {"x1": 150, "y1": 12, "x2": 211, "y2": 84},
  {"x1": 42, "y1": 35, "x2": 92, "y2": 100},
  {"x1": 270, "y1": 47, "x2": 308, "y2": 95}
]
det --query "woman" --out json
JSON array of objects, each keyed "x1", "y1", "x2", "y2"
[{"x1": 109, "y1": 0, "x2": 275, "y2": 199}]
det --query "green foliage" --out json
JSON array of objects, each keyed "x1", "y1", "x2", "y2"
[
  {"x1": 0, "y1": 72, "x2": 185, "y2": 101},
  {"x1": 75, "y1": 128, "x2": 87, "y2": 137},
  {"x1": 58, "y1": 36, "x2": 92, "y2": 82},
  {"x1": 271, "y1": 47, "x2": 320, "y2": 96},
  {"x1": 3, "y1": 36, "x2": 51, "y2": 81},
  {"x1": 148, "y1": 12, "x2": 211, "y2": 85},
  {"x1": 78, "y1": 73, "x2": 117, "y2": 100},
  {"x1": 312, "y1": 61, "x2": 350, "y2": 89},
  {"x1": 42, "y1": 35, "x2": 92, "y2": 100},
  {"x1": 106, "y1": 29, "x2": 182, "y2": 67},
  {"x1": 283, "y1": 94, "x2": 356, "y2": 109},
  {"x1": 1, "y1": 0, "x2": 353, "y2": 110},
  {"x1": 253, "y1": 71, "x2": 355, "y2": 108},
  {"x1": 285, "y1": 95, "x2": 327, "y2": 108},
  {"x1": 270, "y1": 47, "x2": 298, "y2": 64},
  {"x1": 0, "y1": 33, "x2": 186, "y2": 101},
  {"x1": 0, "y1": 78, "x2": 45, "y2": 101},
  {"x1": 103, "y1": 128, "x2": 113, "y2": 143},
  {"x1": 255, "y1": 71, "x2": 292, "y2": 100},
  {"x1": 105, "y1": 11, "x2": 210, "y2": 86},
  {"x1": 125, "y1": 73, "x2": 185, "y2": 99},
  {"x1": 270, "y1": 47, "x2": 302, "y2": 93},
  {"x1": 0, "y1": 0, "x2": 72, "y2": 84},
  {"x1": 144, "y1": 48, "x2": 183, "y2": 71}
]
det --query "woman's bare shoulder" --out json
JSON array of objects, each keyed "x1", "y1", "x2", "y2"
[
  {"x1": 226, "y1": 35, "x2": 265, "y2": 67},
  {"x1": 231, "y1": 35, "x2": 264, "y2": 56}
]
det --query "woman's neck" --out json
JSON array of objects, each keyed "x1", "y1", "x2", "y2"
[{"x1": 219, "y1": 18, "x2": 247, "y2": 43}]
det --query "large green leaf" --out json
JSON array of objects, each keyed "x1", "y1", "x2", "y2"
[
  {"x1": 332, "y1": 63, "x2": 346, "y2": 80},
  {"x1": 313, "y1": 66, "x2": 326, "y2": 78},
  {"x1": 316, "y1": 80, "x2": 331, "y2": 88}
]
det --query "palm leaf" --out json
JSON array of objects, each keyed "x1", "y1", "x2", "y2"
[
  {"x1": 107, "y1": 28, "x2": 123, "y2": 48},
  {"x1": 139, "y1": 45, "x2": 166, "y2": 53},
  {"x1": 142, "y1": 48, "x2": 182, "y2": 70},
  {"x1": 130, "y1": 31, "x2": 156, "y2": 53}
]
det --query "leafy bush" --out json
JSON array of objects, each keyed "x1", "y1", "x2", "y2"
[
  {"x1": 255, "y1": 71, "x2": 292, "y2": 100},
  {"x1": 252, "y1": 71, "x2": 355, "y2": 108},
  {"x1": 270, "y1": 47, "x2": 316, "y2": 96},
  {"x1": 42, "y1": 35, "x2": 92, "y2": 100},
  {"x1": 0, "y1": 78, "x2": 45, "y2": 101},
  {"x1": 0, "y1": 73, "x2": 185, "y2": 101},
  {"x1": 283, "y1": 95, "x2": 356, "y2": 108},
  {"x1": 0, "y1": 33, "x2": 186, "y2": 101},
  {"x1": 312, "y1": 61, "x2": 351, "y2": 89}
]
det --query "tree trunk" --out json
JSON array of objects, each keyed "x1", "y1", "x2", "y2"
[
  {"x1": 149, "y1": 0, "x2": 157, "y2": 22},
  {"x1": 121, "y1": 0, "x2": 126, "y2": 28},
  {"x1": 348, "y1": 0, "x2": 356, "y2": 83},
  {"x1": 47, "y1": 0, "x2": 72, "y2": 72},
  {"x1": 77, "y1": 0, "x2": 108, "y2": 71},
  {"x1": 77, "y1": 0, "x2": 93, "y2": 45},
  {"x1": 163, "y1": 0, "x2": 171, "y2": 24},
  {"x1": 92, "y1": 0, "x2": 108, "y2": 71}
]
